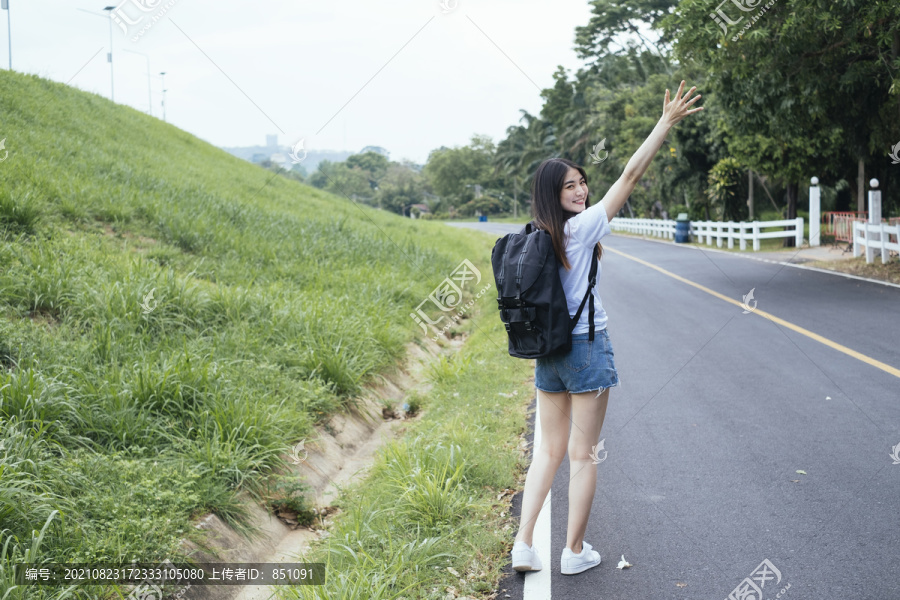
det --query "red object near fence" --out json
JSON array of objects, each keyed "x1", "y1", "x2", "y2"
[
  {"x1": 831, "y1": 214, "x2": 868, "y2": 243},
  {"x1": 822, "y1": 211, "x2": 867, "y2": 235}
]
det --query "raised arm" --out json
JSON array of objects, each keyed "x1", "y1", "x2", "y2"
[{"x1": 602, "y1": 81, "x2": 703, "y2": 223}]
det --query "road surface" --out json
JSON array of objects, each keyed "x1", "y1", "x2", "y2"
[{"x1": 450, "y1": 222, "x2": 900, "y2": 600}]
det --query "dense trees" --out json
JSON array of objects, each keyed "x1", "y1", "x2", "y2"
[{"x1": 300, "y1": 1, "x2": 898, "y2": 222}]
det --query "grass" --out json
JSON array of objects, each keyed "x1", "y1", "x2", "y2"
[
  {"x1": 276, "y1": 277, "x2": 536, "y2": 600},
  {"x1": 806, "y1": 255, "x2": 900, "y2": 285},
  {"x1": 0, "y1": 67, "x2": 504, "y2": 598}
]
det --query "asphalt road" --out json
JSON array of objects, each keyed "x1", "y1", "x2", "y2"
[{"x1": 450, "y1": 222, "x2": 900, "y2": 600}]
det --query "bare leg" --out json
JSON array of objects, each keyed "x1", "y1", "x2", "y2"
[
  {"x1": 514, "y1": 389, "x2": 571, "y2": 547},
  {"x1": 565, "y1": 387, "x2": 610, "y2": 554}
]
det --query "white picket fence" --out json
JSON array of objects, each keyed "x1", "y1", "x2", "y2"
[
  {"x1": 609, "y1": 217, "x2": 805, "y2": 251},
  {"x1": 853, "y1": 221, "x2": 900, "y2": 264}
]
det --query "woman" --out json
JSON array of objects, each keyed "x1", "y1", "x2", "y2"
[{"x1": 510, "y1": 81, "x2": 702, "y2": 575}]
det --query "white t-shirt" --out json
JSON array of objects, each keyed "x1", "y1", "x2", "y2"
[{"x1": 559, "y1": 200, "x2": 612, "y2": 334}]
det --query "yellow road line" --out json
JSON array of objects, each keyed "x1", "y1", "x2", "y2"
[{"x1": 607, "y1": 246, "x2": 900, "y2": 379}]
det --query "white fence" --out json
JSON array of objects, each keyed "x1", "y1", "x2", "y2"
[
  {"x1": 853, "y1": 221, "x2": 900, "y2": 264},
  {"x1": 609, "y1": 217, "x2": 805, "y2": 251}
]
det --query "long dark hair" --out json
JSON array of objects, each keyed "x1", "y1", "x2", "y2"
[{"x1": 531, "y1": 158, "x2": 602, "y2": 271}]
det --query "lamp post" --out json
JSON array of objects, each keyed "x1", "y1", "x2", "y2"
[
  {"x1": 2, "y1": 0, "x2": 11, "y2": 70},
  {"x1": 159, "y1": 71, "x2": 167, "y2": 121},
  {"x1": 77, "y1": 7, "x2": 117, "y2": 101},
  {"x1": 103, "y1": 6, "x2": 115, "y2": 101},
  {"x1": 123, "y1": 49, "x2": 152, "y2": 115}
]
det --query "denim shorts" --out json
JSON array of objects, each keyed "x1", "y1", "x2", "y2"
[{"x1": 534, "y1": 328, "x2": 620, "y2": 394}]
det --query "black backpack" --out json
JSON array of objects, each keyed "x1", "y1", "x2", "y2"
[{"x1": 491, "y1": 222, "x2": 598, "y2": 359}]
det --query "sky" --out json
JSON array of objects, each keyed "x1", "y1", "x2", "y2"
[{"x1": 2, "y1": 0, "x2": 596, "y2": 164}]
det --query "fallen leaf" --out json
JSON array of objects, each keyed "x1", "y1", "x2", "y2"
[
  {"x1": 791, "y1": 479, "x2": 800, "y2": 483},
  {"x1": 617, "y1": 555, "x2": 632, "y2": 569},
  {"x1": 796, "y1": 470, "x2": 807, "y2": 475},
  {"x1": 447, "y1": 567, "x2": 460, "y2": 578}
]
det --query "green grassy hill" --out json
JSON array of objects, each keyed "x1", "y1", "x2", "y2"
[{"x1": 0, "y1": 68, "x2": 494, "y2": 594}]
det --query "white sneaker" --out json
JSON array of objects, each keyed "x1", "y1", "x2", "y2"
[
  {"x1": 561, "y1": 541, "x2": 601, "y2": 575},
  {"x1": 511, "y1": 540, "x2": 543, "y2": 572}
]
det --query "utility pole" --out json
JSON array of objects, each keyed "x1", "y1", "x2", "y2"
[
  {"x1": 103, "y1": 6, "x2": 115, "y2": 102},
  {"x1": 77, "y1": 7, "x2": 116, "y2": 101},
  {"x1": 748, "y1": 169, "x2": 754, "y2": 220},
  {"x1": 160, "y1": 71, "x2": 167, "y2": 121},
  {"x1": 2, "y1": 0, "x2": 11, "y2": 71}
]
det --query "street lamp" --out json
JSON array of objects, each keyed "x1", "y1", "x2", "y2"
[
  {"x1": 103, "y1": 6, "x2": 115, "y2": 102},
  {"x1": 123, "y1": 49, "x2": 152, "y2": 115},
  {"x1": 76, "y1": 7, "x2": 117, "y2": 101},
  {"x1": 2, "y1": 0, "x2": 11, "y2": 71},
  {"x1": 159, "y1": 71, "x2": 166, "y2": 121}
]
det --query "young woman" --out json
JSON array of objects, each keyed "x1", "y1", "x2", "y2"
[{"x1": 510, "y1": 81, "x2": 703, "y2": 576}]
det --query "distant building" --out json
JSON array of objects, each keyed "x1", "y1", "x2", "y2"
[
  {"x1": 222, "y1": 135, "x2": 353, "y2": 172},
  {"x1": 269, "y1": 153, "x2": 292, "y2": 170},
  {"x1": 409, "y1": 203, "x2": 430, "y2": 219}
]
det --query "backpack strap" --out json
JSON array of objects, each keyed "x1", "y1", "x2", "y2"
[{"x1": 569, "y1": 246, "x2": 599, "y2": 340}]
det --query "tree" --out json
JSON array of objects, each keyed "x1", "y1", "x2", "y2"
[
  {"x1": 665, "y1": 0, "x2": 900, "y2": 239},
  {"x1": 345, "y1": 151, "x2": 389, "y2": 191},
  {"x1": 307, "y1": 160, "x2": 374, "y2": 201},
  {"x1": 375, "y1": 163, "x2": 425, "y2": 215},
  {"x1": 423, "y1": 135, "x2": 495, "y2": 210}
]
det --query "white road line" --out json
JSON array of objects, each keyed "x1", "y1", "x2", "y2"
[{"x1": 524, "y1": 394, "x2": 552, "y2": 599}]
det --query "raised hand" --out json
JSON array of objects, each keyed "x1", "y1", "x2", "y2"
[{"x1": 662, "y1": 80, "x2": 703, "y2": 127}]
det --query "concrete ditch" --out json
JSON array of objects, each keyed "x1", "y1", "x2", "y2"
[{"x1": 168, "y1": 334, "x2": 451, "y2": 600}]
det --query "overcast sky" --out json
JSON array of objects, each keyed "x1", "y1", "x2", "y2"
[{"x1": 3, "y1": 0, "x2": 596, "y2": 164}]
